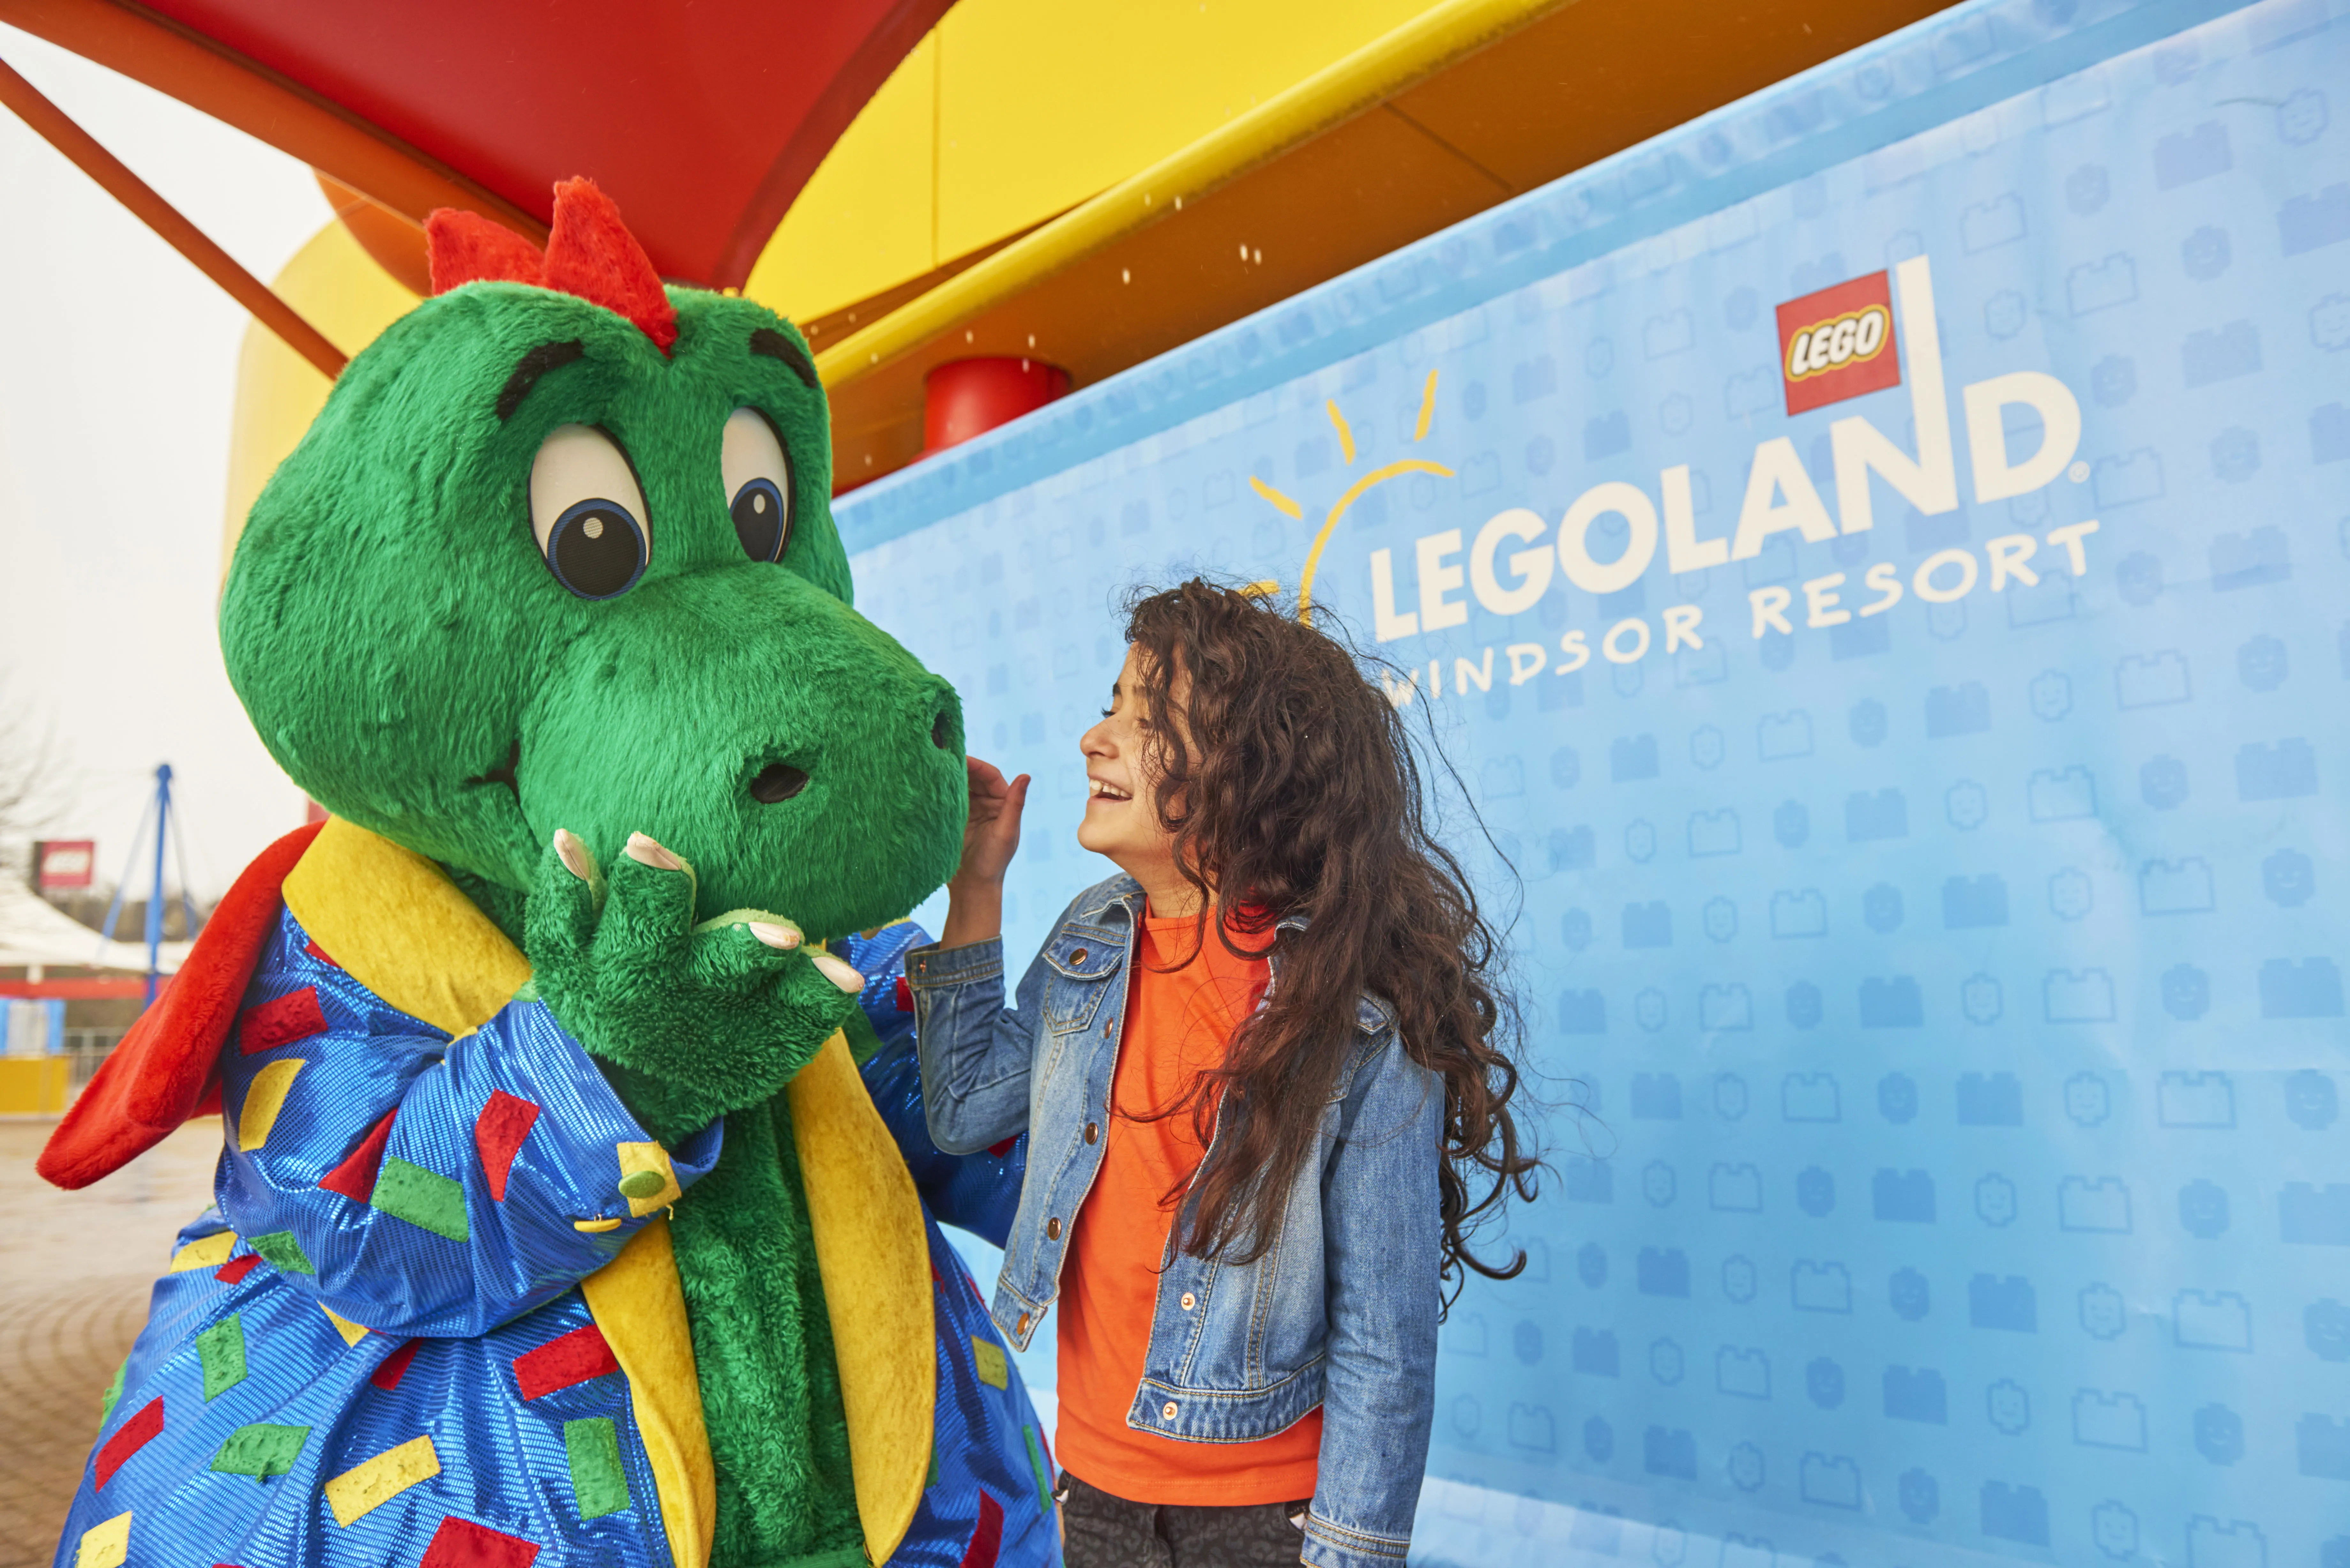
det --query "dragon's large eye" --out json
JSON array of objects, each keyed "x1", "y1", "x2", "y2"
[
  {"x1": 722, "y1": 407, "x2": 791, "y2": 563},
  {"x1": 530, "y1": 424, "x2": 649, "y2": 599}
]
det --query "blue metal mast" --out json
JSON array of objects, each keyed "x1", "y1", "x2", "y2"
[
  {"x1": 98, "y1": 763, "x2": 179, "y2": 1006},
  {"x1": 143, "y1": 764, "x2": 173, "y2": 1005}
]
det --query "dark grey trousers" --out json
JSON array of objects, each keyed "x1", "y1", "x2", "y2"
[{"x1": 1059, "y1": 1470, "x2": 1310, "y2": 1568}]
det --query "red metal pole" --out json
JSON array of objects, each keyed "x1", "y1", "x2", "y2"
[{"x1": 0, "y1": 53, "x2": 348, "y2": 380}]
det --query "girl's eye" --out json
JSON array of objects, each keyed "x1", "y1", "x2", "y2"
[
  {"x1": 721, "y1": 407, "x2": 792, "y2": 562},
  {"x1": 529, "y1": 424, "x2": 649, "y2": 599}
]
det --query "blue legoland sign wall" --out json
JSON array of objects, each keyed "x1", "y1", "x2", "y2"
[{"x1": 837, "y1": 0, "x2": 2350, "y2": 1561}]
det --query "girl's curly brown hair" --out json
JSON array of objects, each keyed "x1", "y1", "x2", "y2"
[{"x1": 1120, "y1": 577, "x2": 1541, "y2": 1307}]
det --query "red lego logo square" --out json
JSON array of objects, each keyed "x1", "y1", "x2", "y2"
[{"x1": 1777, "y1": 271, "x2": 1901, "y2": 415}]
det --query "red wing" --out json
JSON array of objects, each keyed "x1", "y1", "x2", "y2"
[{"x1": 38, "y1": 822, "x2": 325, "y2": 1190}]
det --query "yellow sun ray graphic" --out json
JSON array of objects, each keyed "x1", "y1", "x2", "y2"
[{"x1": 1253, "y1": 370, "x2": 1453, "y2": 623}]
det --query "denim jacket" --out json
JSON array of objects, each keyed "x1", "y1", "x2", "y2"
[{"x1": 906, "y1": 873, "x2": 1441, "y2": 1568}]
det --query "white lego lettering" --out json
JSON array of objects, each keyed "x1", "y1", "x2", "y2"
[
  {"x1": 1832, "y1": 257, "x2": 1957, "y2": 535},
  {"x1": 1661, "y1": 464, "x2": 1726, "y2": 573},
  {"x1": 1731, "y1": 438, "x2": 1837, "y2": 560},
  {"x1": 1964, "y1": 371, "x2": 2082, "y2": 503},
  {"x1": 1802, "y1": 573, "x2": 1850, "y2": 628},
  {"x1": 1369, "y1": 549, "x2": 1418, "y2": 642},
  {"x1": 1750, "y1": 585, "x2": 1793, "y2": 637},
  {"x1": 1469, "y1": 509, "x2": 1553, "y2": 616},
  {"x1": 1914, "y1": 548, "x2": 1978, "y2": 603},
  {"x1": 1985, "y1": 533, "x2": 2040, "y2": 590},
  {"x1": 1416, "y1": 530, "x2": 1468, "y2": 632},
  {"x1": 1557, "y1": 481, "x2": 1658, "y2": 594},
  {"x1": 1602, "y1": 618, "x2": 1650, "y2": 664}
]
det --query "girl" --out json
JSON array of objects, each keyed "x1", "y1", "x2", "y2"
[{"x1": 906, "y1": 580, "x2": 1538, "y2": 1568}]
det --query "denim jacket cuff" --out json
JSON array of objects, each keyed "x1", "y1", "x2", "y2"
[
  {"x1": 1300, "y1": 1513, "x2": 1412, "y2": 1567},
  {"x1": 905, "y1": 934, "x2": 1004, "y2": 987}
]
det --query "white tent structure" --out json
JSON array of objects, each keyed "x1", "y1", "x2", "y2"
[{"x1": 0, "y1": 872, "x2": 190, "y2": 973}]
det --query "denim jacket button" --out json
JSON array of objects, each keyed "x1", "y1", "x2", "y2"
[
  {"x1": 1017, "y1": 1312, "x2": 1031, "y2": 1336},
  {"x1": 1070, "y1": 947, "x2": 1088, "y2": 965},
  {"x1": 1102, "y1": 1019, "x2": 1113, "y2": 1037},
  {"x1": 1084, "y1": 1121, "x2": 1100, "y2": 1143},
  {"x1": 1046, "y1": 1217, "x2": 1062, "y2": 1240},
  {"x1": 1161, "y1": 1401, "x2": 1179, "y2": 1421},
  {"x1": 1180, "y1": 1291, "x2": 1196, "y2": 1310}
]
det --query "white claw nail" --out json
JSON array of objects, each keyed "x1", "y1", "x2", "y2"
[
  {"x1": 810, "y1": 952, "x2": 865, "y2": 993},
  {"x1": 625, "y1": 832, "x2": 683, "y2": 871},
  {"x1": 748, "y1": 921, "x2": 801, "y2": 950},
  {"x1": 553, "y1": 829, "x2": 595, "y2": 881}
]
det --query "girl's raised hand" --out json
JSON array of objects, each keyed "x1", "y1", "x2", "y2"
[{"x1": 954, "y1": 755, "x2": 1029, "y2": 888}]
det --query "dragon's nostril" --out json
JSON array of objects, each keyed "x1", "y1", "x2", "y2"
[
  {"x1": 749, "y1": 763, "x2": 809, "y2": 803},
  {"x1": 932, "y1": 709, "x2": 956, "y2": 751}
]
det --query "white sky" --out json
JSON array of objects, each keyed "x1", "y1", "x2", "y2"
[{"x1": 0, "y1": 22, "x2": 329, "y2": 902}]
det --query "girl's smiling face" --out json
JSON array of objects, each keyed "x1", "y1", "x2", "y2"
[{"x1": 1076, "y1": 645, "x2": 1184, "y2": 896}]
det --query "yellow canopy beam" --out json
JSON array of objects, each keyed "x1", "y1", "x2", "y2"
[{"x1": 813, "y1": 0, "x2": 1564, "y2": 391}]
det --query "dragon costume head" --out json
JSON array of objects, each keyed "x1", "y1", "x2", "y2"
[{"x1": 221, "y1": 178, "x2": 967, "y2": 939}]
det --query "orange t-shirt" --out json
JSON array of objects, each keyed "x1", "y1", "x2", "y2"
[{"x1": 1053, "y1": 908, "x2": 1323, "y2": 1504}]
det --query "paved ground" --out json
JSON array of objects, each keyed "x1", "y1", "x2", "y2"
[{"x1": 0, "y1": 1118, "x2": 219, "y2": 1568}]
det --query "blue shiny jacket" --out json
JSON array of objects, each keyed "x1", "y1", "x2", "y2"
[
  {"x1": 906, "y1": 875, "x2": 1444, "y2": 1568},
  {"x1": 54, "y1": 910, "x2": 1059, "y2": 1568}
]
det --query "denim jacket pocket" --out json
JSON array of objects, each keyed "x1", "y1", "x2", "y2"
[{"x1": 1040, "y1": 927, "x2": 1126, "y2": 1034}]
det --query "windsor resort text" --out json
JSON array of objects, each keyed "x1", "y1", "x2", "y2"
[{"x1": 1365, "y1": 257, "x2": 2102, "y2": 705}]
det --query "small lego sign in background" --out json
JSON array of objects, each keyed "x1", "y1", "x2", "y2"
[{"x1": 33, "y1": 839, "x2": 95, "y2": 891}]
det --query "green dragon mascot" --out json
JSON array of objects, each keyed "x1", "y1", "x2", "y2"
[{"x1": 39, "y1": 179, "x2": 1057, "y2": 1568}]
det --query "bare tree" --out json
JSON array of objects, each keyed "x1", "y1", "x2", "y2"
[{"x1": 0, "y1": 677, "x2": 60, "y2": 871}]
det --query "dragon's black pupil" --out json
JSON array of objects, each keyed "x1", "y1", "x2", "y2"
[
  {"x1": 732, "y1": 479, "x2": 787, "y2": 562},
  {"x1": 551, "y1": 501, "x2": 645, "y2": 599}
]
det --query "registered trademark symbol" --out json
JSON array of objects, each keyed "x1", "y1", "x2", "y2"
[{"x1": 2068, "y1": 461, "x2": 2090, "y2": 483}]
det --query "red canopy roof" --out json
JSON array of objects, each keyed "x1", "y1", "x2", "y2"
[{"x1": 7, "y1": 0, "x2": 955, "y2": 288}]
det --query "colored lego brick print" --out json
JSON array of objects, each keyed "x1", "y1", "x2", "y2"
[
  {"x1": 959, "y1": 1490, "x2": 1003, "y2": 1568},
  {"x1": 614, "y1": 1141, "x2": 679, "y2": 1216},
  {"x1": 239, "y1": 987, "x2": 327, "y2": 1054},
  {"x1": 73, "y1": 1510, "x2": 131, "y2": 1568},
  {"x1": 372, "y1": 1338, "x2": 421, "y2": 1392},
  {"x1": 216, "y1": 1254, "x2": 262, "y2": 1285},
  {"x1": 322, "y1": 1304, "x2": 371, "y2": 1347},
  {"x1": 94, "y1": 1397, "x2": 163, "y2": 1489},
  {"x1": 841, "y1": 1001, "x2": 885, "y2": 1066},
  {"x1": 323, "y1": 1433, "x2": 440, "y2": 1527},
  {"x1": 318, "y1": 1110, "x2": 397, "y2": 1202},
  {"x1": 972, "y1": 1335, "x2": 1009, "y2": 1389},
  {"x1": 1023, "y1": 1425, "x2": 1054, "y2": 1517},
  {"x1": 512, "y1": 1323, "x2": 620, "y2": 1399},
  {"x1": 419, "y1": 1515, "x2": 542, "y2": 1568},
  {"x1": 96, "y1": 1359, "x2": 124, "y2": 1424},
  {"x1": 238, "y1": 1058, "x2": 306, "y2": 1150},
  {"x1": 474, "y1": 1089, "x2": 541, "y2": 1201},
  {"x1": 197, "y1": 1315, "x2": 247, "y2": 1400},
  {"x1": 245, "y1": 1230, "x2": 315, "y2": 1275},
  {"x1": 210, "y1": 1423, "x2": 310, "y2": 1480},
  {"x1": 168, "y1": 1231, "x2": 238, "y2": 1273},
  {"x1": 372, "y1": 1156, "x2": 471, "y2": 1242},
  {"x1": 564, "y1": 1416, "x2": 631, "y2": 1519}
]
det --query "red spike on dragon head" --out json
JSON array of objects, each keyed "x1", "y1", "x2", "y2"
[{"x1": 423, "y1": 178, "x2": 678, "y2": 354}]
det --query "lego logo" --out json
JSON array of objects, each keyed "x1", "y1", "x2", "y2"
[{"x1": 1785, "y1": 305, "x2": 1890, "y2": 381}]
